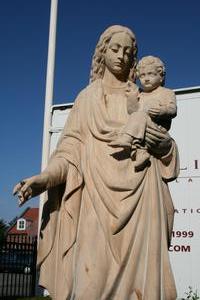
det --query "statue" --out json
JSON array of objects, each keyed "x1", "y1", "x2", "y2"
[{"x1": 13, "y1": 25, "x2": 179, "y2": 300}]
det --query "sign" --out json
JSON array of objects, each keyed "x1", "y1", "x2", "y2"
[{"x1": 169, "y1": 87, "x2": 200, "y2": 298}]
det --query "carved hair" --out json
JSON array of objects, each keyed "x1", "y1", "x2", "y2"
[
  {"x1": 136, "y1": 56, "x2": 166, "y2": 80},
  {"x1": 90, "y1": 25, "x2": 138, "y2": 83}
]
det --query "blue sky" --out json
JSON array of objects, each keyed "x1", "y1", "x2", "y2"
[{"x1": 1, "y1": 0, "x2": 200, "y2": 222}]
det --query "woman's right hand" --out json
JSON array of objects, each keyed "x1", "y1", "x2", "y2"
[
  {"x1": 13, "y1": 173, "x2": 49, "y2": 207},
  {"x1": 145, "y1": 124, "x2": 172, "y2": 157}
]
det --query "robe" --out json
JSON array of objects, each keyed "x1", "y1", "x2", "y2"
[{"x1": 37, "y1": 79, "x2": 179, "y2": 300}]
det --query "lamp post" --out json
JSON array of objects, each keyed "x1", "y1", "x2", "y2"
[{"x1": 38, "y1": 0, "x2": 58, "y2": 236}]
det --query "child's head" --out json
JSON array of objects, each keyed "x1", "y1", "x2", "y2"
[{"x1": 136, "y1": 56, "x2": 165, "y2": 92}]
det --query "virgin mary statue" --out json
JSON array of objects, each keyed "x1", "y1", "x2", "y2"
[{"x1": 14, "y1": 25, "x2": 179, "y2": 300}]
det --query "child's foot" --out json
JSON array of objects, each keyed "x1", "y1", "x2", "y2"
[
  {"x1": 135, "y1": 150, "x2": 150, "y2": 171},
  {"x1": 109, "y1": 134, "x2": 132, "y2": 149}
]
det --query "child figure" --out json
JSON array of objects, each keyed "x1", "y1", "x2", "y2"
[{"x1": 110, "y1": 56, "x2": 177, "y2": 170}]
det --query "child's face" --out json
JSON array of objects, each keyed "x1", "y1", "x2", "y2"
[{"x1": 138, "y1": 65, "x2": 163, "y2": 92}]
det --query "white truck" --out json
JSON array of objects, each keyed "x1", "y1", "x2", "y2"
[{"x1": 49, "y1": 86, "x2": 200, "y2": 299}]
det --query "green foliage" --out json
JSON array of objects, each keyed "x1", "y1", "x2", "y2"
[
  {"x1": 183, "y1": 286, "x2": 200, "y2": 300},
  {"x1": 0, "y1": 218, "x2": 8, "y2": 241},
  {"x1": 9, "y1": 216, "x2": 18, "y2": 227}
]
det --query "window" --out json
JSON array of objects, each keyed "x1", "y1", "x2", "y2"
[{"x1": 17, "y1": 218, "x2": 26, "y2": 231}]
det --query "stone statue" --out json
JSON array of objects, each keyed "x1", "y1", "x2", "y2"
[
  {"x1": 13, "y1": 25, "x2": 179, "y2": 300},
  {"x1": 110, "y1": 55, "x2": 177, "y2": 171}
]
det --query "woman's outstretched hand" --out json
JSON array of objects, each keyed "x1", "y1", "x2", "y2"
[
  {"x1": 145, "y1": 124, "x2": 172, "y2": 157},
  {"x1": 13, "y1": 174, "x2": 49, "y2": 207}
]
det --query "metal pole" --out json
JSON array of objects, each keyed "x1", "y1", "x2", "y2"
[{"x1": 38, "y1": 0, "x2": 58, "y2": 235}]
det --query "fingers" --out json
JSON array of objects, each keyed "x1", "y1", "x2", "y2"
[
  {"x1": 146, "y1": 132, "x2": 163, "y2": 144},
  {"x1": 145, "y1": 136, "x2": 157, "y2": 148},
  {"x1": 145, "y1": 130, "x2": 170, "y2": 147},
  {"x1": 149, "y1": 112, "x2": 158, "y2": 118},
  {"x1": 18, "y1": 189, "x2": 32, "y2": 207},
  {"x1": 146, "y1": 123, "x2": 167, "y2": 132},
  {"x1": 13, "y1": 182, "x2": 23, "y2": 195},
  {"x1": 13, "y1": 179, "x2": 28, "y2": 195},
  {"x1": 148, "y1": 108, "x2": 160, "y2": 114},
  {"x1": 18, "y1": 192, "x2": 26, "y2": 207},
  {"x1": 146, "y1": 126, "x2": 169, "y2": 140},
  {"x1": 148, "y1": 109, "x2": 160, "y2": 117},
  {"x1": 13, "y1": 178, "x2": 33, "y2": 206},
  {"x1": 20, "y1": 180, "x2": 32, "y2": 194}
]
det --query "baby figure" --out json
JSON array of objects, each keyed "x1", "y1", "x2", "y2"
[{"x1": 110, "y1": 55, "x2": 177, "y2": 170}]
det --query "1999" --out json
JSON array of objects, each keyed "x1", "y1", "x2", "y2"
[{"x1": 172, "y1": 231, "x2": 194, "y2": 238}]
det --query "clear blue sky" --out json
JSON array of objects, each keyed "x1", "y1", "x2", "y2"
[{"x1": 1, "y1": 0, "x2": 200, "y2": 222}]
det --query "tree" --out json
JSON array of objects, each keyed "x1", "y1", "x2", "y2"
[
  {"x1": 0, "y1": 218, "x2": 8, "y2": 242},
  {"x1": 9, "y1": 216, "x2": 17, "y2": 227}
]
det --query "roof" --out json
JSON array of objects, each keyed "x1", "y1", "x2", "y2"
[
  {"x1": 23, "y1": 207, "x2": 38, "y2": 220},
  {"x1": 174, "y1": 85, "x2": 200, "y2": 95},
  {"x1": 7, "y1": 207, "x2": 39, "y2": 237}
]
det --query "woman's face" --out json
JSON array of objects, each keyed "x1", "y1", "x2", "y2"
[{"x1": 104, "y1": 32, "x2": 134, "y2": 78}]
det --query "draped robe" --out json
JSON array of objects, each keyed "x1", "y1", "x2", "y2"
[{"x1": 37, "y1": 79, "x2": 179, "y2": 300}]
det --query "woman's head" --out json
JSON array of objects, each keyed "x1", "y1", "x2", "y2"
[{"x1": 90, "y1": 25, "x2": 137, "y2": 83}]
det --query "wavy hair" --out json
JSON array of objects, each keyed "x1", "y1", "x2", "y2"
[{"x1": 90, "y1": 25, "x2": 138, "y2": 83}]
